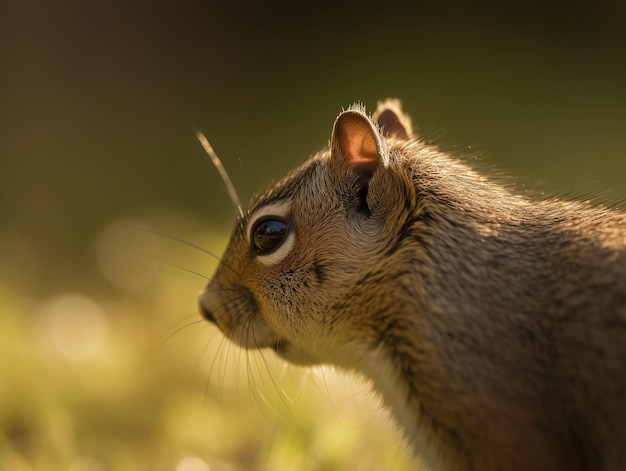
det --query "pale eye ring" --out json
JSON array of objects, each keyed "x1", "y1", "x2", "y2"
[
  {"x1": 247, "y1": 201, "x2": 294, "y2": 265},
  {"x1": 252, "y1": 218, "x2": 289, "y2": 254}
]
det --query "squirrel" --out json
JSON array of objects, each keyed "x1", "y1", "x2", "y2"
[{"x1": 198, "y1": 99, "x2": 626, "y2": 471}]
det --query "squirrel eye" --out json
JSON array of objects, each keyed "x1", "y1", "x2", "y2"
[{"x1": 252, "y1": 219, "x2": 288, "y2": 254}]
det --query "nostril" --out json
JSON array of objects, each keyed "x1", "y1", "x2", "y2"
[{"x1": 198, "y1": 299, "x2": 216, "y2": 323}]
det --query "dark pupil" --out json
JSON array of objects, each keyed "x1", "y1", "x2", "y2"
[{"x1": 253, "y1": 219, "x2": 288, "y2": 253}]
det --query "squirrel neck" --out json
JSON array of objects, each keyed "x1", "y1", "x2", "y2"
[
  {"x1": 354, "y1": 255, "x2": 582, "y2": 471},
  {"x1": 344, "y1": 184, "x2": 618, "y2": 471}
]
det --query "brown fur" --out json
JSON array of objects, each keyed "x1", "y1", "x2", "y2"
[{"x1": 199, "y1": 99, "x2": 626, "y2": 471}]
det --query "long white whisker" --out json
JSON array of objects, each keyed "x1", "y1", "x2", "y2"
[{"x1": 195, "y1": 129, "x2": 244, "y2": 220}]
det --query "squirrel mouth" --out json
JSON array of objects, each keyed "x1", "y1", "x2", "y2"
[
  {"x1": 270, "y1": 340, "x2": 316, "y2": 366},
  {"x1": 198, "y1": 292, "x2": 297, "y2": 357},
  {"x1": 272, "y1": 339, "x2": 289, "y2": 354}
]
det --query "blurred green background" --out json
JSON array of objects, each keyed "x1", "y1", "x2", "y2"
[{"x1": 1, "y1": 1, "x2": 625, "y2": 470}]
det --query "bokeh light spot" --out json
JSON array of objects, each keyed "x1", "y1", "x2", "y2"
[
  {"x1": 176, "y1": 456, "x2": 211, "y2": 471},
  {"x1": 40, "y1": 294, "x2": 110, "y2": 362}
]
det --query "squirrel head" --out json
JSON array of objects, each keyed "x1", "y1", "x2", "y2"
[{"x1": 198, "y1": 99, "x2": 422, "y2": 367}]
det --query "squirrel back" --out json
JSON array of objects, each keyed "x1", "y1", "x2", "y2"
[{"x1": 198, "y1": 99, "x2": 626, "y2": 471}]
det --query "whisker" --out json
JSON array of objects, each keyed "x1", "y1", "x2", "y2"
[
  {"x1": 238, "y1": 157, "x2": 246, "y2": 210},
  {"x1": 203, "y1": 332, "x2": 231, "y2": 408},
  {"x1": 224, "y1": 301, "x2": 267, "y2": 414},
  {"x1": 314, "y1": 366, "x2": 341, "y2": 425},
  {"x1": 191, "y1": 327, "x2": 216, "y2": 379},
  {"x1": 242, "y1": 314, "x2": 260, "y2": 410},
  {"x1": 251, "y1": 329, "x2": 294, "y2": 414},
  {"x1": 161, "y1": 260, "x2": 212, "y2": 282},
  {"x1": 154, "y1": 317, "x2": 206, "y2": 355},
  {"x1": 116, "y1": 249, "x2": 230, "y2": 292},
  {"x1": 125, "y1": 226, "x2": 239, "y2": 276},
  {"x1": 204, "y1": 283, "x2": 242, "y2": 298},
  {"x1": 200, "y1": 295, "x2": 250, "y2": 406},
  {"x1": 129, "y1": 226, "x2": 219, "y2": 259},
  {"x1": 218, "y1": 312, "x2": 242, "y2": 399},
  {"x1": 199, "y1": 335, "x2": 218, "y2": 409},
  {"x1": 195, "y1": 129, "x2": 244, "y2": 220},
  {"x1": 198, "y1": 283, "x2": 297, "y2": 452}
]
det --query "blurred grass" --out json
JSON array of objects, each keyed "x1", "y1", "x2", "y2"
[{"x1": 1, "y1": 1, "x2": 625, "y2": 470}]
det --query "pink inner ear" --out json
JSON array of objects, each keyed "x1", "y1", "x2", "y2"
[
  {"x1": 337, "y1": 113, "x2": 380, "y2": 171},
  {"x1": 376, "y1": 109, "x2": 409, "y2": 139}
]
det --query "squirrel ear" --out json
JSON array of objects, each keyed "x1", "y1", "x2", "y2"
[
  {"x1": 331, "y1": 107, "x2": 386, "y2": 183},
  {"x1": 372, "y1": 98, "x2": 413, "y2": 140}
]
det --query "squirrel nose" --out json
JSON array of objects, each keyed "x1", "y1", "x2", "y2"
[{"x1": 197, "y1": 293, "x2": 216, "y2": 323}]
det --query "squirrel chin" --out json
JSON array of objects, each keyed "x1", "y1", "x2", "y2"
[{"x1": 272, "y1": 340, "x2": 317, "y2": 366}]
